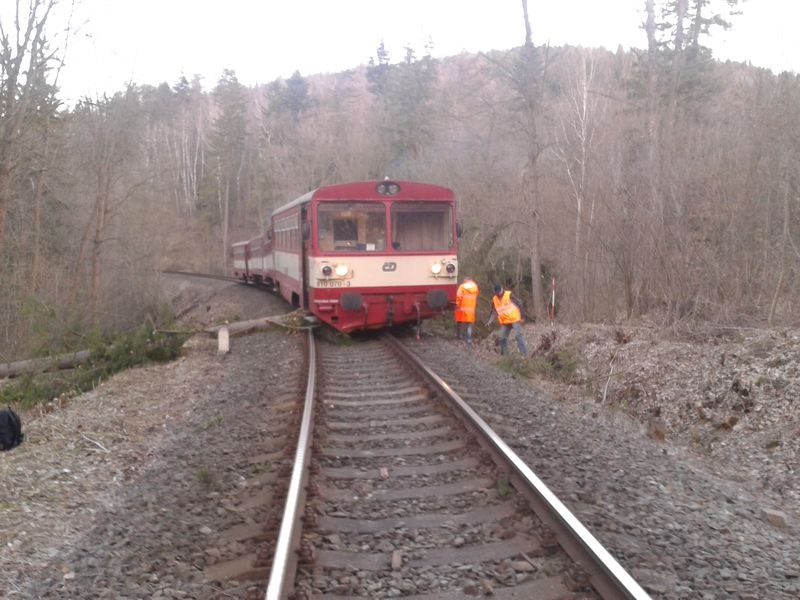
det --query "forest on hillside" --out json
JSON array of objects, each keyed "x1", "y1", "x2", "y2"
[{"x1": 1, "y1": 0, "x2": 798, "y2": 360}]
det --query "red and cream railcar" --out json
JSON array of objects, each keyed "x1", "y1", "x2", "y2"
[{"x1": 232, "y1": 179, "x2": 460, "y2": 332}]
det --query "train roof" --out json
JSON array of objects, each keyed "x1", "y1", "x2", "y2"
[{"x1": 272, "y1": 180, "x2": 454, "y2": 216}]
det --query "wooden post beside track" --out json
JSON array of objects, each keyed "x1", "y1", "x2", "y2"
[{"x1": 218, "y1": 326, "x2": 230, "y2": 354}]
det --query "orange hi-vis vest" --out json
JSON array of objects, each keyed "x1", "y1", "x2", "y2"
[
  {"x1": 455, "y1": 280, "x2": 479, "y2": 323},
  {"x1": 493, "y1": 290, "x2": 521, "y2": 325}
]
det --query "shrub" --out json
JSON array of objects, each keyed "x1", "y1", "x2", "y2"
[{"x1": 530, "y1": 336, "x2": 584, "y2": 384}]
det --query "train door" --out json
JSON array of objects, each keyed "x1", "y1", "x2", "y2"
[{"x1": 301, "y1": 206, "x2": 310, "y2": 309}]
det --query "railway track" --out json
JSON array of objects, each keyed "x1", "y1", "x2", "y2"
[
  {"x1": 162, "y1": 269, "x2": 245, "y2": 284},
  {"x1": 256, "y1": 330, "x2": 650, "y2": 600}
]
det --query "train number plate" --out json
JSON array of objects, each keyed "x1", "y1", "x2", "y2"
[{"x1": 316, "y1": 279, "x2": 351, "y2": 287}]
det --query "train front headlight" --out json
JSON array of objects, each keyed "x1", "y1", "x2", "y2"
[
  {"x1": 431, "y1": 263, "x2": 443, "y2": 275},
  {"x1": 335, "y1": 264, "x2": 349, "y2": 277},
  {"x1": 321, "y1": 265, "x2": 333, "y2": 276},
  {"x1": 445, "y1": 262, "x2": 456, "y2": 274}
]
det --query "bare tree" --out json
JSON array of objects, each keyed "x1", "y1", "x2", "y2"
[
  {"x1": 553, "y1": 52, "x2": 607, "y2": 318},
  {"x1": 0, "y1": 0, "x2": 63, "y2": 256},
  {"x1": 518, "y1": 0, "x2": 545, "y2": 319},
  {"x1": 68, "y1": 91, "x2": 148, "y2": 326},
  {"x1": 207, "y1": 70, "x2": 247, "y2": 269}
]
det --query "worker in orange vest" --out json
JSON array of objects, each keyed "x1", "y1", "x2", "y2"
[
  {"x1": 486, "y1": 284, "x2": 528, "y2": 357},
  {"x1": 454, "y1": 276, "x2": 479, "y2": 347}
]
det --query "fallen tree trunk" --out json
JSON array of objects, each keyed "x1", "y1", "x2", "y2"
[
  {"x1": 157, "y1": 317, "x2": 276, "y2": 338},
  {"x1": 2, "y1": 312, "x2": 314, "y2": 380},
  {"x1": 204, "y1": 311, "x2": 317, "y2": 336},
  {"x1": 0, "y1": 350, "x2": 92, "y2": 379},
  {"x1": 206, "y1": 317, "x2": 274, "y2": 337}
]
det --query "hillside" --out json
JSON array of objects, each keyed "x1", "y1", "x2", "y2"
[{"x1": 510, "y1": 320, "x2": 799, "y2": 504}]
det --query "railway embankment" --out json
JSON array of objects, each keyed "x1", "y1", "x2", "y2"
[{"x1": 1, "y1": 277, "x2": 797, "y2": 598}]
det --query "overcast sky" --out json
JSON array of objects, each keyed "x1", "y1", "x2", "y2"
[{"x1": 40, "y1": 0, "x2": 799, "y2": 104}]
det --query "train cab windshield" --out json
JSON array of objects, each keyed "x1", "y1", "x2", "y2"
[
  {"x1": 315, "y1": 200, "x2": 454, "y2": 253},
  {"x1": 317, "y1": 203, "x2": 387, "y2": 252},
  {"x1": 391, "y1": 202, "x2": 454, "y2": 251}
]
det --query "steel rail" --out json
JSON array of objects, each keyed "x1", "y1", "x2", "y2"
[
  {"x1": 265, "y1": 329, "x2": 316, "y2": 600},
  {"x1": 385, "y1": 333, "x2": 652, "y2": 600}
]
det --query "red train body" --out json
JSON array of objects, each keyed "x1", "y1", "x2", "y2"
[{"x1": 232, "y1": 180, "x2": 460, "y2": 333}]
